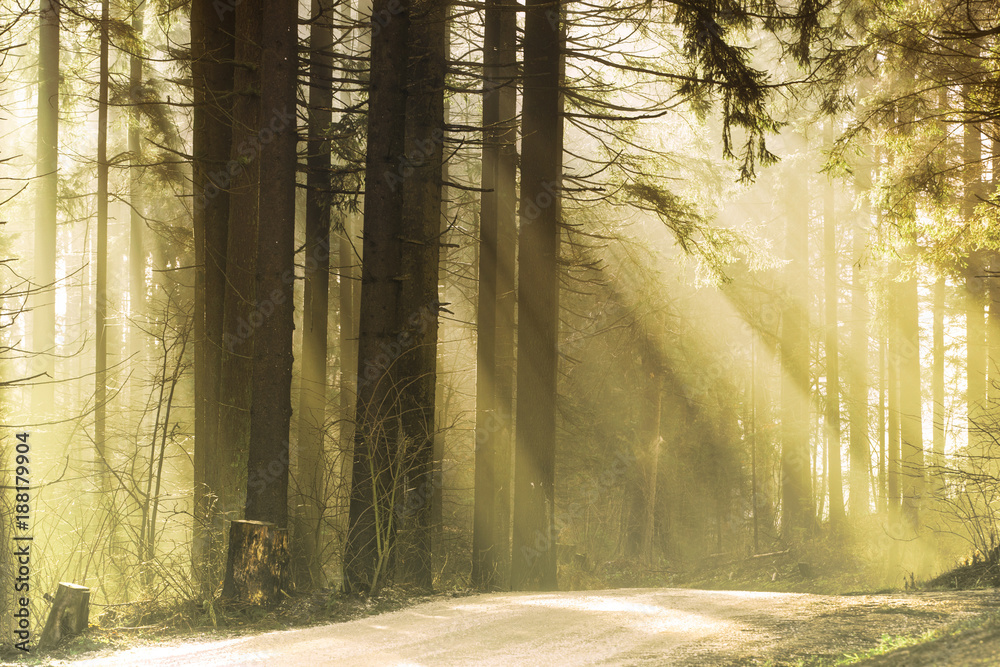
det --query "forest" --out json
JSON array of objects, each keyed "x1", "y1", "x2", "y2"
[{"x1": 2, "y1": 0, "x2": 1000, "y2": 658}]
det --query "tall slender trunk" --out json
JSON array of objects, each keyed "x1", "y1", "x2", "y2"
[
  {"x1": 849, "y1": 150, "x2": 870, "y2": 519},
  {"x1": 129, "y1": 1, "x2": 145, "y2": 414},
  {"x1": 511, "y1": 0, "x2": 563, "y2": 591},
  {"x1": 337, "y1": 0, "x2": 369, "y2": 564},
  {"x1": 897, "y1": 233, "x2": 923, "y2": 537},
  {"x1": 964, "y1": 111, "x2": 986, "y2": 453},
  {"x1": 878, "y1": 331, "x2": 887, "y2": 514},
  {"x1": 95, "y1": 0, "x2": 110, "y2": 488},
  {"x1": 642, "y1": 381, "x2": 663, "y2": 559},
  {"x1": 987, "y1": 136, "x2": 1000, "y2": 408},
  {"x1": 887, "y1": 276, "x2": 901, "y2": 526},
  {"x1": 243, "y1": 0, "x2": 298, "y2": 526},
  {"x1": 781, "y1": 133, "x2": 813, "y2": 541},
  {"x1": 932, "y1": 277, "x2": 945, "y2": 498},
  {"x1": 344, "y1": 0, "x2": 411, "y2": 595},
  {"x1": 33, "y1": 0, "x2": 59, "y2": 413},
  {"x1": 627, "y1": 342, "x2": 662, "y2": 560},
  {"x1": 824, "y1": 122, "x2": 845, "y2": 529},
  {"x1": 473, "y1": 0, "x2": 516, "y2": 591},
  {"x1": 217, "y1": 0, "x2": 265, "y2": 539},
  {"x1": 396, "y1": 0, "x2": 447, "y2": 591},
  {"x1": 191, "y1": 0, "x2": 235, "y2": 591},
  {"x1": 294, "y1": 0, "x2": 335, "y2": 591},
  {"x1": 492, "y1": 0, "x2": 517, "y2": 587},
  {"x1": 987, "y1": 136, "x2": 1000, "y2": 484}
]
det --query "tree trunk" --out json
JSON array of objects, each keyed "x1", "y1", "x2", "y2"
[
  {"x1": 878, "y1": 331, "x2": 887, "y2": 514},
  {"x1": 988, "y1": 136, "x2": 1000, "y2": 421},
  {"x1": 932, "y1": 276, "x2": 945, "y2": 498},
  {"x1": 337, "y1": 0, "x2": 366, "y2": 568},
  {"x1": 640, "y1": 355, "x2": 663, "y2": 559},
  {"x1": 244, "y1": 0, "x2": 297, "y2": 527},
  {"x1": 987, "y1": 135, "x2": 1000, "y2": 481},
  {"x1": 511, "y1": 0, "x2": 563, "y2": 592},
  {"x1": 492, "y1": 0, "x2": 517, "y2": 588},
  {"x1": 293, "y1": 0, "x2": 335, "y2": 591},
  {"x1": 129, "y1": 1, "x2": 145, "y2": 413},
  {"x1": 396, "y1": 0, "x2": 447, "y2": 591},
  {"x1": 898, "y1": 236, "x2": 923, "y2": 537},
  {"x1": 781, "y1": 133, "x2": 813, "y2": 542},
  {"x1": 824, "y1": 121, "x2": 845, "y2": 530},
  {"x1": 32, "y1": 0, "x2": 59, "y2": 414},
  {"x1": 338, "y1": 218, "x2": 358, "y2": 545},
  {"x1": 95, "y1": 0, "x2": 110, "y2": 489},
  {"x1": 849, "y1": 150, "x2": 870, "y2": 519},
  {"x1": 191, "y1": 0, "x2": 235, "y2": 592},
  {"x1": 964, "y1": 112, "x2": 986, "y2": 454},
  {"x1": 473, "y1": 0, "x2": 507, "y2": 591},
  {"x1": 887, "y1": 277, "x2": 901, "y2": 526},
  {"x1": 344, "y1": 0, "x2": 411, "y2": 595},
  {"x1": 217, "y1": 0, "x2": 264, "y2": 555}
]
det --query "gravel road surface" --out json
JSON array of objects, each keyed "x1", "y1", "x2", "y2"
[{"x1": 56, "y1": 588, "x2": 1000, "y2": 666}]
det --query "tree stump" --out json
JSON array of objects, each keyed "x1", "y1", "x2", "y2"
[
  {"x1": 38, "y1": 583, "x2": 90, "y2": 650},
  {"x1": 221, "y1": 520, "x2": 290, "y2": 606}
]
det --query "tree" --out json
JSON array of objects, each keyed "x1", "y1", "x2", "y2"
[
  {"x1": 128, "y1": 0, "x2": 145, "y2": 414},
  {"x1": 344, "y1": 0, "x2": 411, "y2": 595},
  {"x1": 781, "y1": 132, "x2": 813, "y2": 541},
  {"x1": 886, "y1": 267, "x2": 902, "y2": 526},
  {"x1": 824, "y1": 121, "x2": 845, "y2": 530},
  {"x1": 191, "y1": 0, "x2": 235, "y2": 589},
  {"x1": 395, "y1": 0, "x2": 448, "y2": 590},
  {"x1": 510, "y1": 0, "x2": 564, "y2": 592},
  {"x1": 897, "y1": 232, "x2": 924, "y2": 536},
  {"x1": 243, "y1": 0, "x2": 297, "y2": 527},
  {"x1": 32, "y1": 0, "x2": 58, "y2": 414},
  {"x1": 964, "y1": 116, "x2": 987, "y2": 455},
  {"x1": 473, "y1": 0, "x2": 516, "y2": 592},
  {"x1": 848, "y1": 139, "x2": 871, "y2": 519},
  {"x1": 218, "y1": 0, "x2": 298, "y2": 600},
  {"x1": 95, "y1": 0, "x2": 110, "y2": 488},
  {"x1": 294, "y1": 0, "x2": 335, "y2": 591},
  {"x1": 932, "y1": 275, "x2": 946, "y2": 497}
]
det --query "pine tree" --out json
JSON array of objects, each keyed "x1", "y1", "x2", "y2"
[
  {"x1": 344, "y1": 0, "x2": 411, "y2": 595},
  {"x1": 294, "y1": 0, "x2": 336, "y2": 591},
  {"x1": 473, "y1": 0, "x2": 516, "y2": 592},
  {"x1": 510, "y1": 0, "x2": 564, "y2": 592},
  {"x1": 191, "y1": 0, "x2": 235, "y2": 589},
  {"x1": 32, "y1": 0, "x2": 59, "y2": 413}
]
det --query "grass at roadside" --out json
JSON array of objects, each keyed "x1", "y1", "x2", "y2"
[{"x1": 762, "y1": 612, "x2": 1000, "y2": 667}]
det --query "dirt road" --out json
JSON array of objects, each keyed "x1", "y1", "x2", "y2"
[{"x1": 56, "y1": 588, "x2": 1000, "y2": 666}]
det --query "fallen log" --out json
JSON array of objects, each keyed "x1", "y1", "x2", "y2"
[
  {"x1": 221, "y1": 520, "x2": 290, "y2": 606},
  {"x1": 38, "y1": 582, "x2": 90, "y2": 650}
]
